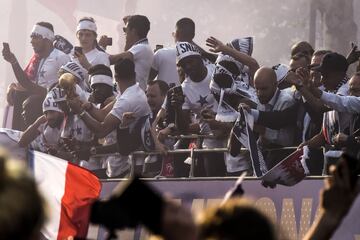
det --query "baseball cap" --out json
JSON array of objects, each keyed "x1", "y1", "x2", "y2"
[
  {"x1": 176, "y1": 42, "x2": 201, "y2": 64},
  {"x1": 312, "y1": 52, "x2": 348, "y2": 73}
]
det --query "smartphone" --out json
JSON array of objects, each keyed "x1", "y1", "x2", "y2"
[
  {"x1": 106, "y1": 37, "x2": 113, "y2": 46},
  {"x1": 74, "y1": 46, "x2": 83, "y2": 55},
  {"x1": 172, "y1": 85, "x2": 183, "y2": 95},
  {"x1": 3, "y1": 42, "x2": 10, "y2": 52}
]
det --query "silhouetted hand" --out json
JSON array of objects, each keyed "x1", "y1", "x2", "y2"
[{"x1": 346, "y1": 42, "x2": 360, "y2": 65}]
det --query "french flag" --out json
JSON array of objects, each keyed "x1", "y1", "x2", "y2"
[{"x1": 29, "y1": 151, "x2": 101, "y2": 240}]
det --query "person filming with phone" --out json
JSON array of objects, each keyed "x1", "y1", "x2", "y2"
[{"x1": 2, "y1": 21, "x2": 70, "y2": 130}]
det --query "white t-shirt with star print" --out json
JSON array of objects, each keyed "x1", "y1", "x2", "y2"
[
  {"x1": 182, "y1": 64, "x2": 217, "y2": 114},
  {"x1": 181, "y1": 64, "x2": 224, "y2": 148},
  {"x1": 37, "y1": 48, "x2": 70, "y2": 89},
  {"x1": 61, "y1": 114, "x2": 94, "y2": 142}
]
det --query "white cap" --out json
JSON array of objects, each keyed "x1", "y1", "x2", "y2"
[{"x1": 176, "y1": 42, "x2": 201, "y2": 64}]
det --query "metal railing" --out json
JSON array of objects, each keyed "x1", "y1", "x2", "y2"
[{"x1": 92, "y1": 134, "x2": 299, "y2": 178}]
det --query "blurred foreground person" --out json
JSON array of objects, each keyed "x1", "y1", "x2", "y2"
[{"x1": 0, "y1": 150, "x2": 45, "y2": 240}]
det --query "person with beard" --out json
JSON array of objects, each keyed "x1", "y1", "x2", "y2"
[
  {"x1": 2, "y1": 22, "x2": 70, "y2": 130},
  {"x1": 109, "y1": 15, "x2": 153, "y2": 91},
  {"x1": 88, "y1": 64, "x2": 115, "y2": 106},
  {"x1": 74, "y1": 64, "x2": 121, "y2": 175},
  {"x1": 18, "y1": 91, "x2": 65, "y2": 156}
]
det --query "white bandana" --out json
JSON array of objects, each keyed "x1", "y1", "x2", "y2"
[
  {"x1": 51, "y1": 87, "x2": 66, "y2": 103},
  {"x1": 176, "y1": 42, "x2": 201, "y2": 64},
  {"x1": 31, "y1": 24, "x2": 55, "y2": 41},
  {"x1": 90, "y1": 75, "x2": 113, "y2": 87},
  {"x1": 76, "y1": 20, "x2": 97, "y2": 33},
  {"x1": 43, "y1": 93, "x2": 63, "y2": 113},
  {"x1": 60, "y1": 62, "x2": 86, "y2": 82}
]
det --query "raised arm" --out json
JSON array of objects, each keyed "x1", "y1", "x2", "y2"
[
  {"x1": 18, "y1": 115, "x2": 47, "y2": 147},
  {"x1": 108, "y1": 51, "x2": 133, "y2": 65},
  {"x1": 206, "y1": 36, "x2": 259, "y2": 81},
  {"x1": 2, "y1": 46, "x2": 46, "y2": 96}
]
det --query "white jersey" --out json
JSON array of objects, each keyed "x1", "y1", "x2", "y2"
[
  {"x1": 61, "y1": 114, "x2": 94, "y2": 142},
  {"x1": 71, "y1": 48, "x2": 110, "y2": 90},
  {"x1": 110, "y1": 83, "x2": 151, "y2": 130},
  {"x1": 182, "y1": 64, "x2": 218, "y2": 118},
  {"x1": 128, "y1": 39, "x2": 154, "y2": 90},
  {"x1": 37, "y1": 48, "x2": 70, "y2": 89},
  {"x1": 0, "y1": 128, "x2": 26, "y2": 160},
  {"x1": 71, "y1": 47, "x2": 110, "y2": 67},
  {"x1": 152, "y1": 47, "x2": 179, "y2": 87},
  {"x1": 31, "y1": 122, "x2": 63, "y2": 152},
  {"x1": 182, "y1": 64, "x2": 223, "y2": 148}
]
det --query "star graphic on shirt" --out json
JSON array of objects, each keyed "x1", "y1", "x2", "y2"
[
  {"x1": 197, "y1": 95, "x2": 208, "y2": 107},
  {"x1": 39, "y1": 69, "x2": 46, "y2": 78},
  {"x1": 76, "y1": 127, "x2": 82, "y2": 135}
]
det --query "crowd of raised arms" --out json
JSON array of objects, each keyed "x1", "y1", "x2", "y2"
[{"x1": 1, "y1": 13, "x2": 360, "y2": 240}]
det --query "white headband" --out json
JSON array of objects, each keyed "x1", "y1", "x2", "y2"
[
  {"x1": 31, "y1": 24, "x2": 55, "y2": 41},
  {"x1": 176, "y1": 42, "x2": 201, "y2": 64},
  {"x1": 43, "y1": 94, "x2": 63, "y2": 113},
  {"x1": 90, "y1": 75, "x2": 113, "y2": 87},
  {"x1": 76, "y1": 20, "x2": 97, "y2": 33}
]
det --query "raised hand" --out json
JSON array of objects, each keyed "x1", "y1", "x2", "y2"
[
  {"x1": 206, "y1": 36, "x2": 226, "y2": 53},
  {"x1": 2, "y1": 43, "x2": 17, "y2": 64},
  {"x1": 346, "y1": 42, "x2": 360, "y2": 65},
  {"x1": 296, "y1": 67, "x2": 311, "y2": 87}
]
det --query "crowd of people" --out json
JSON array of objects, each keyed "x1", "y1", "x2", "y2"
[{"x1": 2, "y1": 15, "x2": 360, "y2": 180}]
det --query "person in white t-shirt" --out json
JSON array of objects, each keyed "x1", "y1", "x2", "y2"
[
  {"x1": 3, "y1": 22, "x2": 70, "y2": 130},
  {"x1": 171, "y1": 42, "x2": 233, "y2": 177},
  {"x1": 149, "y1": 17, "x2": 218, "y2": 88},
  {"x1": 67, "y1": 59, "x2": 165, "y2": 176},
  {"x1": 72, "y1": 17, "x2": 110, "y2": 91},
  {"x1": 109, "y1": 15, "x2": 153, "y2": 91},
  {"x1": 18, "y1": 91, "x2": 65, "y2": 156}
]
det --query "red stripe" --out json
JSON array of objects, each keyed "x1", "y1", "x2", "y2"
[{"x1": 57, "y1": 163, "x2": 101, "y2": 239}]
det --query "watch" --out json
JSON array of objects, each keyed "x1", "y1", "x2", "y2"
[{"x1": 90, "y1": 146, "x2": 97, "y2": 155}]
